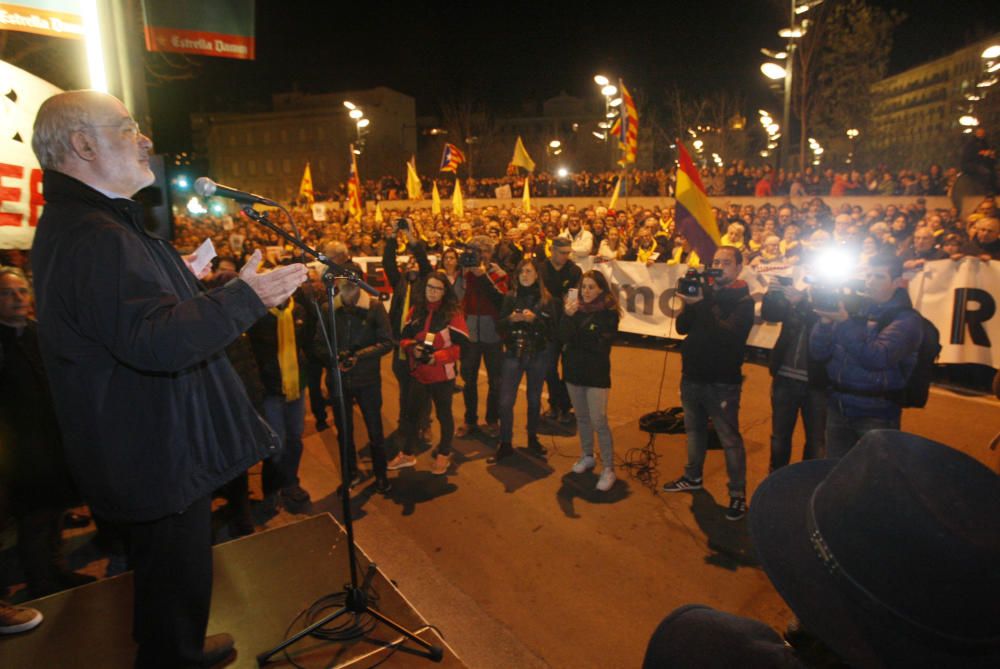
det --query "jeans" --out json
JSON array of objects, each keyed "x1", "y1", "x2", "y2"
[
  {"x1": 461, "y1": 340, "x2": 503, "y2": 425},
  {"x1": 769, "y1": 375, "x2": 828, "y2": 470},
  {"x1": 566, "y1": 383, "x2": 613, "y2": 465},
  {"x1": 261, "y1": 394, "x2": 306, "y2": 495},
  {"x1": 680, "y1": 377, "x2": 746, "y2": 497},
  {"x1": 825, "y1": 402, "x2": 899, "y2": 459},
  {"x1": 392, "y1": 350, "x2": 430, "y2": 430},
  {"x1": 544, "y1": 341, "x2": 571, "y2": 413},
  {"x1": 498, "y1": 349, "x2": 551, "y2": 443},
  {"x1": 401, "y1": 380, "x2": 456, "y2": 456},
  {"x1": 331, "y1": 382, "x2": 388, "y2": 476},
  {"x1": 303, "y1": 356, "x2": 327, "y2": 421}
]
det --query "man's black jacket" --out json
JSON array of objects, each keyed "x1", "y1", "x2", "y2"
[
  {"x1": 31, "y1": 171, "x2": 278, "y2": 523},
  {"x1": 382, "y1": 240, "x2": 432, "y2": 340},
  {"x1": 676, "y1": 280, "x2": 755, "y2": 384},
  {"x1": 313, "y1": 297, "x2": 393, "y2": 389}
]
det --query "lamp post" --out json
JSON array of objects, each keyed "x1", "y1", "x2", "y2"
[{"x1": 594, "y1": 74, "x2": 620, "y2": 170}]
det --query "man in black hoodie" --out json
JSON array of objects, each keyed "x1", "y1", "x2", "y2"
[{"x1": 662, "y1": 247, "x2": 755, "y2": 521}]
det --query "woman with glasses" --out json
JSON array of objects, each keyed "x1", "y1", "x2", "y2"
[
  {"x1": 559, "y1": 270, "x2": 621, "y2": 491},
  {"x1": 388, "y1": 271, "x2": 469, "y2": 475},
  {"x1": 489, "y1": 260, "x2": 555, "y2": 463}
]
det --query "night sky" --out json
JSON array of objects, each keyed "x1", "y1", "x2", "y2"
[{"x1": 142, "y1": 0, "x2": 1000, "y2": 152}]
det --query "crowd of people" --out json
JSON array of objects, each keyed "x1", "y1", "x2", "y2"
[{"x1": 1, "y1": 89, "x2": 997, "y2": 668}]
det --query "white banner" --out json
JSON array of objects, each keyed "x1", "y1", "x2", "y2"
[
  {"x1": 344, "y1": 255, "x2": 997, "y2": 368},
  {"x1": 0, "y1": 60, "x2": 61, "y2": 249},
  {"x1": 910, "y1": 258, "x2": 1000, "y2": 368}
]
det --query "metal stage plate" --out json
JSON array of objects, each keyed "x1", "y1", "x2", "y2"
[{"x1": 1, "y1": 514, "x2": 463, "y2": 668}]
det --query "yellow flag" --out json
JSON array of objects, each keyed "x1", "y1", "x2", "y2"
[
  {"x1": 608, "y1": 175, "x2": 622, "y2": 211},
  {"x1": 431, "y1": 181, "x2": 441, "y2": 215},
  {"x1": 522, "y1": 177, "x2": 532, "y2": 214},
  {"x1": 511, "y1": 136, "x2": 535, "y2": 172},
  {"x1": 375, "y1": 202, "x2": 384, "y2": 223},
  {"x1": 298, "y1": 162, "x2": 314, "y2": 203},
  {"x1": 452, "y1": 179, "x2": 464, "y2": 217},
  {"x1": 406, "y1": 158, "x2": 423, "y2": 200}
]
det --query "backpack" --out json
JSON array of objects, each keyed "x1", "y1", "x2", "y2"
[{"x1": 877, "y1": 309, "x2": 941, "y2": 408}]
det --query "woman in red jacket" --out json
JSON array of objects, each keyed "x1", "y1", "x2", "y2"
[{"x1": 388, "y1": 271, "x2": 469, "y2": 475}]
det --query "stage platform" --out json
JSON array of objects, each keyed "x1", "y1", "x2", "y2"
[{"x1": 1, "y1": 514, "x2": 462, "y2": 668}]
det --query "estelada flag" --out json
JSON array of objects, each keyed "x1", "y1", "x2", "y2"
[
  {"x1": 674, "y1": 141, "x2": 721, "y2": 264},
  {"x1": 347, "y1": 147, "x2": 363, "y2": 221},
  {"x1": 609, "y1": 80, "x2": 638, "y2": 164},
  {"x1": 439, "y1": 143, "x2": 466, "y2": 173}
]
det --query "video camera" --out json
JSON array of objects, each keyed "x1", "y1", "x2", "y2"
[
  {"x1": 804, "y1": 246, "x2": 868, "y2": 314},
  {"x1": 677, "y1": 268, "x2": 723, "y2": 297}
]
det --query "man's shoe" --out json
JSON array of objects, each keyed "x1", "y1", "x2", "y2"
[
  {"x1": 483, "y1": 422, "x2": 500, "y2": 438},
  {"x1": 0, "y1": 601, "x2": 42, "y2": 634},
  {"x1": 281, "y1": 485, "x2": 312, "y2": 514},
  {"x1": 543, "y1": 408, "x2": 560, "y2": 420},
  {"x1": 725, "y1": 496, "x2": 748, "y2": 521},
  {"x1": 571, "y1": 455, "x2": 596, "y2": 474},
  {"x1": 527, "y1": 437, "x2": 548, "y2": 459},
  {"x1": 386, "y1": 452, "x2": 417, "y2": 470},
  {"x1": 374, "y1": 475, "x2": 392, "y2": 494},
  {"x1": 596, "y1": 468, "x2": 617, "y2": 492},
  {"x1": 430, "y1": 453, "x2": 451, "y2": 475},
  {"x1": 487, "y1": 442, "x2": 514, "y2": 464},
  {"x1": 199, "y1": 632, "x2": 235, "y2": 667},
  {"x1": 63, "y1": 511, "x2": 91, "y2": 529},
  {"x1": 315, "y1": 419, "x2": 330, "y2": 432},
  {"x1": 455, "y1": 423, "x2": 474, "y2": 438},
  {"x1": 558, "y1": 410, "x2": 575, "y2": 425},
  {"x1": 662, "y1": 475, "x2": 703, "y2": 492}
]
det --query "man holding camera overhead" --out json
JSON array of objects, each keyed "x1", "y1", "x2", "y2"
[
  {"x1": 809, "y1": 251, "x2": 923, "y2": 458},
  {"x1": 662, "y1": 246, "x2": 755, "y2": 522}
]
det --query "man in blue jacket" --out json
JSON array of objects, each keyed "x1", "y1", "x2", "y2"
[
  {"x1": 30, "y1": 91, "x2": 306, "y2": 668},
  {"x1": 810, "y1": 251, "x2": 923, "y2": 458}
]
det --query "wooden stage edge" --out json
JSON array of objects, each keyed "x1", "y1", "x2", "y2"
[{"x1": 1, "y1": 513, "x2": 464, "y2": 668}]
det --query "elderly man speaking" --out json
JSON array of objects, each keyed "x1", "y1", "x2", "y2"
[{"x1": 30, "y1": 90, "x2": 306, "y2": 668}]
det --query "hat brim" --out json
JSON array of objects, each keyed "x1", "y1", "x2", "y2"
[{"x1": 748, "y1": 459, "x2": 992, "y2": 668}]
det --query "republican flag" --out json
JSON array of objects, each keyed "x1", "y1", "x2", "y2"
[
  {"x1": 298, "y1": 162, "x2": 314, "y2": 203},
  {"x1": 609, "y1": 80, "x2": 638, "y2": 164},
  {"x1": 674, "y1": 141, "x2": 721, "y2": 264},
  {"x1": 439, "y1": 143, "x2": 466, "y2": 173},
  {"x1": 347, "y1": 146, "x2": 362, "y2": 221}
]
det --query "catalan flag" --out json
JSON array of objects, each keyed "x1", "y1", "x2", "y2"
[
  {"x1": 674, "y1": 141, "x2": 721, "y2": 264},
  {"x1": 439, "y1": 143, "x2": 466, "y2": 173},
  {"x1": 347, "y1": 146, "x2": 362, "y2": 221},
  {"x1": 609, "y1": 80, "x2": 638, "y2": 164}
]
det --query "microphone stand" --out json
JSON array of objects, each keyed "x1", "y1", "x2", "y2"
[{"x1": 242, "y1": 206, "x2": 443, "y2": 665}]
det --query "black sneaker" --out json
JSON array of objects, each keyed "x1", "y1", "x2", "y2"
[
  {"x1": 662, "y1": 475, "x2": 704, "y2": 492},
  {"x1": 543, "y1": 408, "x2": 560, "y2": 420},
  {"x1": 725, "y1": 496, "x2": 747, "y2": 521},
  {"x1": 527, "y1": 437, "x2": 548, "y2": 459},
  {"x1": 487, "y1": 442, "x2": 514, "y2": 464},
  {"x1": 374, "y1": 475, "x2": 392, "y2": 494}
]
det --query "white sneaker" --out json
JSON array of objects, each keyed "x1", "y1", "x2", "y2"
[
  {"x1": 571, "y1": 455, "x2": 596, "y2": 474},
  {"x1": 596, "y1": 468, "x2": 617, "y2": 492}
]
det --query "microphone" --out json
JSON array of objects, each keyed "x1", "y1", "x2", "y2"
[{"x1": 194, "y1": 177, "x2": 278, "y2": 207}]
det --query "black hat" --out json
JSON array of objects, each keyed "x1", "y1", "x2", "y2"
[{"x1": 749, "y1": 430, "x2": 1000, "y2": 668}]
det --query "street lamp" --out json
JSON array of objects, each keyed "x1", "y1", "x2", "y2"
[
  {"x1": 595, "y1": 74, "x2": 621, "y2": 169},
  {"x1": 760, "y1": 62, "x2": 787, "y2": 80},
  {"x1": 594, "y1": 74, "x2": 610, "y2": 87}
]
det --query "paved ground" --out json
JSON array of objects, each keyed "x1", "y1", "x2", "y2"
[{"x1": 6, "y1": 342, "x2": 998, "y2": 668}]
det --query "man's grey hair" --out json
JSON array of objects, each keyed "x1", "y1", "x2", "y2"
[
  {"x1": 0, "y1": 266, "x2": 28, "y2": 281},
  {"x1": 31, "y1": 90, "x2": 105, "y2": 169},
  {"x1": 469, "y1": 235, "x2": 494, "y2": 253}
]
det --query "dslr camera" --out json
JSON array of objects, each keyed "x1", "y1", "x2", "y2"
[
  {"x1": 677, "y1": 268, "x2": 723, "y2": 297},
  {"x1": 413, "y1": 333, "x2": 436, "y2": 365},
  {"x1": 457, "y1": 243, "x2": 481, "y2": 268},
  {"x1": 394, "y1": 217, "x2": 409, "y2": 231},
  {"x1": 337, "y1": 349, "x2": 357, "y2": 370}
]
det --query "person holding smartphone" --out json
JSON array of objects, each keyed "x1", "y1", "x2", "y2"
[
  {"x1": 559, "y1": 271, "x2": 621, "y2": 491},
  {"x1": 490, "y1": 260, "x2": 556, "y2": 463},
  {"x1": 389, "y1": 272, "x2": 469, "y2": 475}
]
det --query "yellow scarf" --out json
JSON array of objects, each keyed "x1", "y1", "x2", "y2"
[{"x1": 269, "y1": 298, "x2": 300, "y2": 400}]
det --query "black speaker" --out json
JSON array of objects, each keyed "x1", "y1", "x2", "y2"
[{"x1": 134, "y1": 154, "x2": 174, "y2": 240}]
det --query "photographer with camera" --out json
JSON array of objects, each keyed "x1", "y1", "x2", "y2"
[
  {"x1": 761, "y1": 276, "x2": 828, "y2": 470},
  {"x1": 456, "y1": 236, "x2": 509, "y2": 438},
  {"x1": 489, "y1": 260, "x2": 557, "y2": 463},
  {"x1": 540, "y1": 237, "x2": 581, "y2": 423},
  {"x1": 809, "y1": 251, "x2": 924, "y2": 458},
  {"x1": 313, "y1": 282, "x2": 394, "y2": 493},
  {"x1": 662, "y1": 247, "x2": 755, "y2": 521},
  {"x1": 389, "y1": 272, "x2": 469, "y2": 475},
  {"x1": 383, "y1": 218, "x2": 433, "y2": 439}
]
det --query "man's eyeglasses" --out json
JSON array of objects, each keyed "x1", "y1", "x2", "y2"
[{"x1": 85, "y1": 119, "x2": 142, "y2": 138}]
